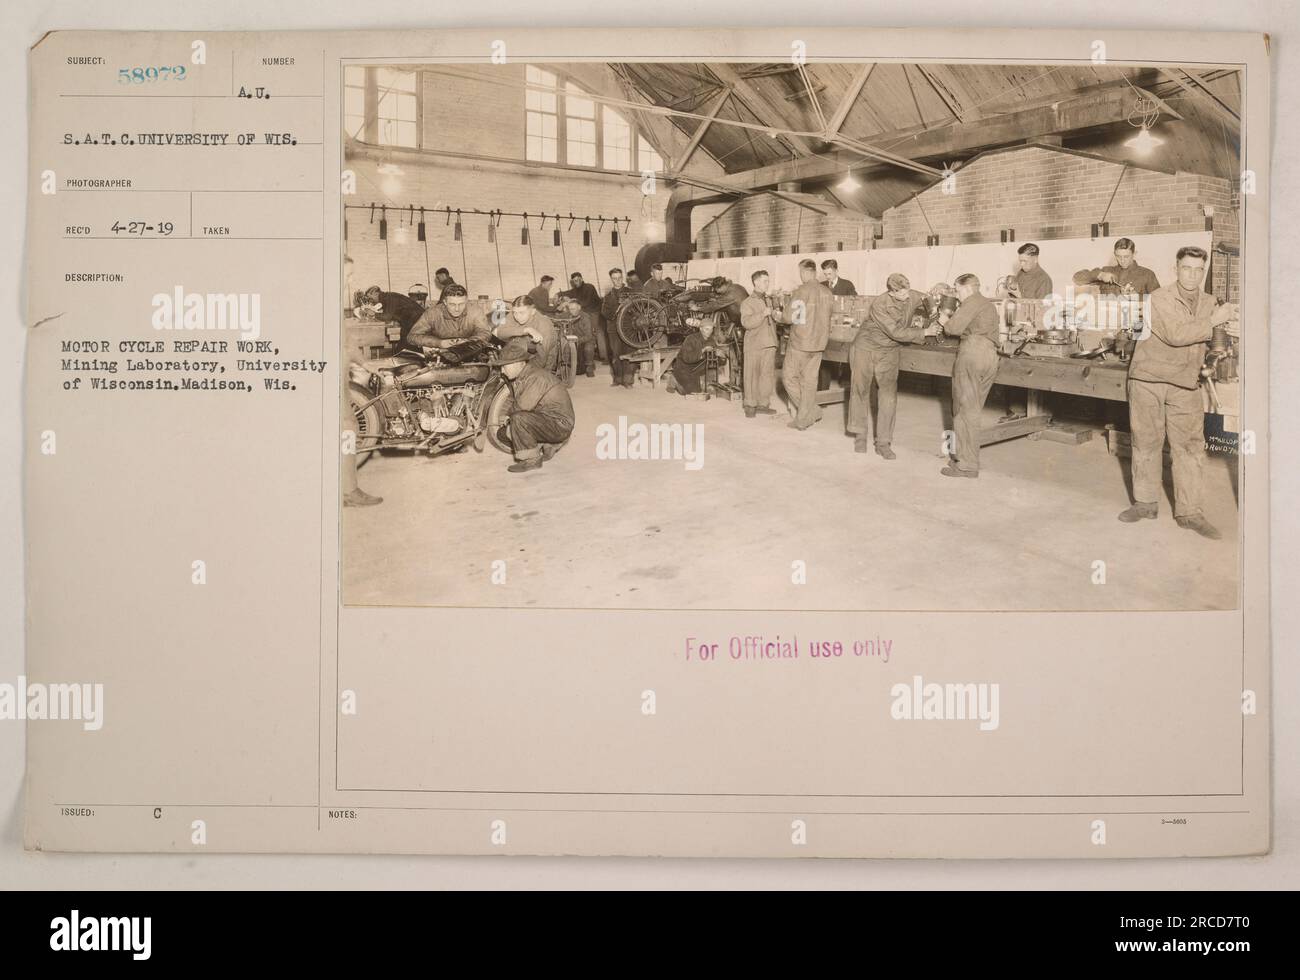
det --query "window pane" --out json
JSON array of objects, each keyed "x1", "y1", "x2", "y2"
[
  {"x1": 639, "y1": 142, "x2": 664, "y2": 173},
  {"x1": 527, "y1": 65, "x2": 556, "y2": 88},
  {"x1": 397, "y1": 93, "x2": 417, "y2": 121},
  {"x1": 377, "y1": 67, "x2": 416, "y2": 92},
  {"x1": 527, "y1": 88, "x2": 555, "y2": 112},
  {"x1": 345, "y1": 87, "x2": 364, "y2": 118},
  {"x1": 344, "y1": 66, "x2": 365, "y2": 88},
  {"x1": 605, "y1": 144, "x2": 630, "y2": 170},
  {"x1": 603, "y1": 107, "x2": 631, "y2": 170}
]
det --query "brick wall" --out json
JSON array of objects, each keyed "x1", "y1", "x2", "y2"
[
  {"x1": 344, "y1": 65, "x2": 667, "y2": 302},
  {"x1": 693, "y1": 196, "x2": 873, "y2": 257},
  {"x1": 881, "y1": 144, "x2": 1240, "y2": 298}
]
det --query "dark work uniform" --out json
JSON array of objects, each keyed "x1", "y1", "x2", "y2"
[
  {"x1": 601, "y1": 285, "x2": 638, "y2": 386},
  {"x1": 527, "y1": 285, "x2": 558, "y2": 316},
  {"x1": 942, "y1": 292, "x2": 1001, "y2": 474},
  {"x1": 1073, "y1": 262, "x2": 1161, "y2": 297},
  {"x1": 670, "y1": 332, "x2": 710, "y2": 395},
  {"x1": 848, "y1": 289, "x2": 926, "y2": 449},
  {"x1": 562, "y1": 281, "x2": 605, "y2": 363},
  {"x1": 505, "y1": 361, "x2": 575, "y2": 461},
  {"x1": 373, "y1": 291, "x2": 428, "y2": 351},
  {"x1": 641, "y1": 276, "x2": 680, "y2": 302},
  {"x1": 563, "y1": 309, "x2": 598, "y2": 376},
  {"x1": 562, "y1": 281, "x2": 600, "y2": 314}
]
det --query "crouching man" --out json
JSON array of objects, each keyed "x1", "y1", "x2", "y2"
[
  {"x1": 668, "y1": 319, "x2": 717, "y2": 396},
  {"x1": 494, "y1": 336, "x2": 575, "y2": 474}
]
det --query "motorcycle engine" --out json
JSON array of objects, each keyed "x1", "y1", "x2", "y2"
[
  {"x1": 684, "y1": 312, "x2": 724, "y2": 330},
  {"x1": 413, "y1": 394, "x2": 462, "y2": 435}
]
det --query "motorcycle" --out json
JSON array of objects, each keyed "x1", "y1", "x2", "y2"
[
  {"x1": 346, "y1": 337, "x2": 516, "y2": 457},
  {"x1": 615, "y1": 278, "x2": 740, "y2": 351}
]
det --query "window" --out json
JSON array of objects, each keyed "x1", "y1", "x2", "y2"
[
  {"x1": 638, "y1": 140, "x2": 665, "y2": 174},
  {"x1": 375, "y1": 68, "x2": 418, "y2": 147},
  {"x1": 602, "y1": 107, "x2": 631, "y2": 171},
  {"x1": 525, "y1": 66, "x2": 559, "y2": 163},
  {"x1": 523, "y1": 66, "x2": 661, "y2": 171},
  {"x1": 344, "y1": 66, "x2": 366, "y2": 140},
  {"x1": 565, "y1": 82, "x2": 597, "y2": 167}
]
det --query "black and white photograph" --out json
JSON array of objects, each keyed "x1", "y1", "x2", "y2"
[{"x1": 341, "y1": 57, "x2": 1246, "y2": 611}]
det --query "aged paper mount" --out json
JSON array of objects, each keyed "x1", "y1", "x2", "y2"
[{"x1": 22, "y1": 28, "x2": 1269, "y2": 857}]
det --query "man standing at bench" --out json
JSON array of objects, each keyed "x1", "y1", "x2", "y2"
[
  {"x1": 601, "y1": 267, "x2": 637, "y2": 388},
  {"x1": 848, "y1": 273, "x2": 926, "y2": 459},
  {"x1": 939, "y1": 273, "x2": 1000, "y2": 478},
  {"x1": 776, "y1": 259, "x2": 833, "y2": 430},
  {"x1": 1119, "y1": 245, "x2": 1238, "y2": 539},
  {"x1": 738, "y1": 270, "x2": 778, "y2": 418}
]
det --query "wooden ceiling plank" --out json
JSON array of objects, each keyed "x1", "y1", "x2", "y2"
[
  {"x1": 676, "y1": 85, "x2": 735, "y2": 169},
  {"x1": 915, "y1": 65, "x2": 966, "y2": 122},
  {"x1": 1158, "y1": 68, "x2": 1240, "y2": 129},
  {"x1": 826, "y1": 63, "x2": 875, "y2": 135}
]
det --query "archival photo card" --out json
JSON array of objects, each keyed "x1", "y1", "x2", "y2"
[{"x1": 22, "y1": 27, "x2": 1270, "y2": 858}]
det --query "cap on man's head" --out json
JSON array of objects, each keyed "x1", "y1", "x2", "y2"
[
  {"x1": 540, "y1": 275, "x2": 554, "y2": 284},
  {"x1": 886, "y1": 273, "x2": 910, "y2": 292},
  {"x1": 494, "y1": 336, "x2": 533, "y2": 366},
  {"x1": 1017, "y1": 243, "x2": 1040, "y2": 256}
]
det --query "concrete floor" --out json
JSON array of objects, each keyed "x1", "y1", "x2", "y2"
[{"x1": 343, "y1": 371, "x2": 1240, "y2": 611}]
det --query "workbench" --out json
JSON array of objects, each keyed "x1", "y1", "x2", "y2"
[
  {"x1": 816, "y1": 338, "x2": 1132, "y2": 446},
  {"x1": 624, "y1": 345, "x2": 680, "y2": 390}
]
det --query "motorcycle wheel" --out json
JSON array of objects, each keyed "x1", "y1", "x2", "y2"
[
  {"x1": 347, "y1": 383, "x2": 383, "y2": 457},
  {"x1": 558, "y1": 339, "x2": 578, "y2": 388},
  {"x1": 484, "y1": 385, "x2": 515, "y2": 455},
  {"x1": 617, "y1": 297, "x2": 667, "y2": 350}
]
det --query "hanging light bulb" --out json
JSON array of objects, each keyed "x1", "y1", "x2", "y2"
[
  {"x1": 836, "y1": 169, "x2": 861, "y2": 194},
  {"x1": 1124, "y1": 125, "x2": 1163, "y2": 155}
]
